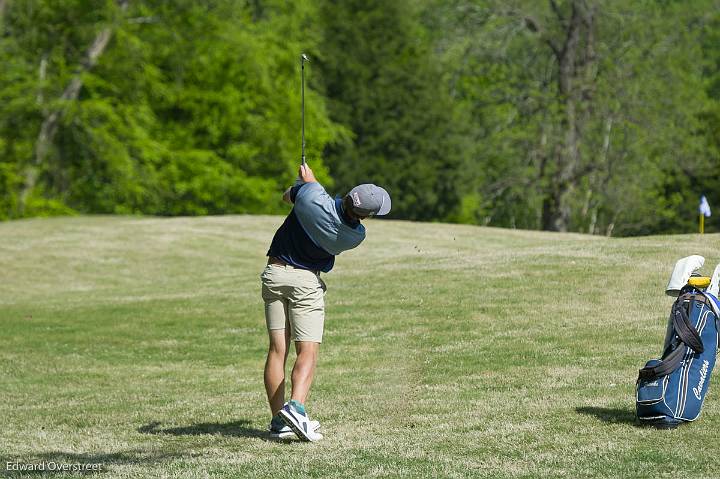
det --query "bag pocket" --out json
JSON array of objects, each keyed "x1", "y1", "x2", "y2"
[{"x1": 636, "y1": 360, "x2": 668, "y2": 405}]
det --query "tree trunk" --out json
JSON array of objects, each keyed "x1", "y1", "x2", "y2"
[
  {"x1": 541, "y1": 2, "x2": 579, "y2": 231},
  {"x1": 536, "y1": 0, "x2": 597, "y2": 232},
  {"x1": 542, "y1": 181, "x2": 572, "y2": 231},
  {"x1": 18, "y1": 0, "x2": 129, "y2": 215},
  {"x1": 588, "y1": 208, "x2": 597, "y2": 235}
]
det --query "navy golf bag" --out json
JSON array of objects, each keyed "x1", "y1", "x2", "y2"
[{"x1": 636, "y1": 289, "x2": 719, "y2": 427}]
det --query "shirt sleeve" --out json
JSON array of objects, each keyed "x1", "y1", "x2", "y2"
[
  {"x1": 293, "y1": 182, "x2": 364, "y2": 255},
  {"x1": 289, "y1": 183, "x2": 306, "y2": 203},
  {"x1": 293, "y1": 182, "x2": 327, "y2": 205}
]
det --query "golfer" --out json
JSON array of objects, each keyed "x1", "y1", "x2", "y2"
[{"x1": 262, "y1": 163, "x2": 391, "y2": 441}]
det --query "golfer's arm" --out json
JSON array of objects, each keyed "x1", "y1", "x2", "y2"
[{"x1": 282, "y1": 187, "x2": 293, "y2": 204}]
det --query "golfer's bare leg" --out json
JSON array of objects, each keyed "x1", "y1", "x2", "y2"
[
  {"x1": 290, "y1": 341, "x2": 319, "y2": 404},
  {"x1": 264, "y1": 327, "x2": 291, "y2": 415}
]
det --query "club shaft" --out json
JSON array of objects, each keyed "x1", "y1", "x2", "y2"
[{"x1": 301, "y1": 58, "x2": 306, "y2": 165}]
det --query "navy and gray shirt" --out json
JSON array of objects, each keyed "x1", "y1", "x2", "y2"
[{"x1": 267, "y1": 182, "x2": 366, "y2": 273}]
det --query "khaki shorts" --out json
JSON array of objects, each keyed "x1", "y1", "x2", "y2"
[{"x1": 261, "y1": 263, "x2": 327, "y2": 343}]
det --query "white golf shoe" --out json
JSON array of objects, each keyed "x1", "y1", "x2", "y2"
[
  {"x1": 269, "y1": 419, "x2": 320, "y2": 439},
  {"x1": 279, "y1": 402, "x2": 324, "y2": 442}
]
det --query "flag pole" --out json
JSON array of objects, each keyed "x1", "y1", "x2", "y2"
[{"x1": 699, "y1": 196, "x2": 711, "y2": 234}]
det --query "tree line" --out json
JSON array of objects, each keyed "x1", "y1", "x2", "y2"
[{"x1": 1, "y1": 0, "x2": 719, "y2": 236}]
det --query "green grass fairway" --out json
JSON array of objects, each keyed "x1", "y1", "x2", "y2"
[{"x1": 3, "y1": 216, "x2": 720, "y2": 478}]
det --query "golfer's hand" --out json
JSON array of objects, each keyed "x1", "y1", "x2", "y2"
[{"x1": 299, "y1": 164, "x2": 317, "y2": 183}]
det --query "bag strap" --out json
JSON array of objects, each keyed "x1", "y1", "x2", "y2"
[
  {"x1": 638, "y1": 294, "x2": 705, "y2": 381},
  {"x1": 638, "y1": 345, "x2": 687, "y2": 381},
  {"x1": 672, "y1": 294, "x2": 704, "y2": 354}
]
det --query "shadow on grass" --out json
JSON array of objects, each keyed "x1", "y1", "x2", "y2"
[
  {"x1": 2, "y1": 421, "x2": 271, "y2": 477},
  {"x1": 1, "y1": 449, "x2": 197, "y2": 477},
  {"x1": 575, "y1": 406, "x2": 638, "y2": 425},
  {"x1": 138, "y1": 420, "x2": 268, "y2": 440}
]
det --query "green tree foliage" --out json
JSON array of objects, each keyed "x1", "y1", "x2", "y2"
[
  {"x1": 695, "y1": 10, "x2": 720, "y2": 230},
  {"x1": 0, "y1": 0, "x2": 719, "y2": 236},
  {"x1": 316, "y1": 0, "x2": 474, "y2": 221},
  {"x1": 0, "y1": 0, "x2": 340, "y2": 218},
  {"x1": 423, "y1": 0, "x2": 719, "y2": 234}
]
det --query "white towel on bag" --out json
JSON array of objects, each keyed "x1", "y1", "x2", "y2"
[{"x1": 666, "y1": 255, "x2": 705, "y2": 296}]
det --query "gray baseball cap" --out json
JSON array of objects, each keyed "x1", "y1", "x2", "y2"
[{"x1": 347, "y1": 184, "x2": 391, "y2": 217}]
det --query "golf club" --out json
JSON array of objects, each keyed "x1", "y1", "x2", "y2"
[{"x1": 301, "y1": 53, "x2": 310, "y2": 166}]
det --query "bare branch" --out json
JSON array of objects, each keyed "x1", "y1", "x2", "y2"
[
  {"x1": 549, "y1": 0, "x2": 567, "y2": 28},
  {"x1": 559, "y1": 2, "x2": 581, "y2": 64},
  {"x1": 36, "y1": 55, "x2": 47, "y2": 107},
  {"x1": 524, "y1": 15, "x2": 561, "y2": 59},
  {"x1": 127, "y1": 16, "x2": 157, "y2": 24}
]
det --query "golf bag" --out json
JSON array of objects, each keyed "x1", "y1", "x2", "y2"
[{"x1": 636, "y1": 289, "x2": 719, "y2": 427}]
